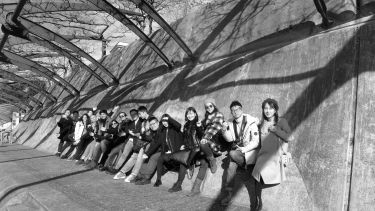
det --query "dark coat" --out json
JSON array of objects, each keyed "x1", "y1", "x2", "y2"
[
  {"x1": 183, "y1": 120, "x2": 204, "y2": 149},
  {"x1": 145, "y1": 116, "x2": 183, "y2": 156},
  {"x1": 57, "y1": 117, "x2": 73, "y2": 139}
]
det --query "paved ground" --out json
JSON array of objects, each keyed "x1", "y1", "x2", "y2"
[{"x1": 0, "y1": 144, "x2": 249, "y2": 211}]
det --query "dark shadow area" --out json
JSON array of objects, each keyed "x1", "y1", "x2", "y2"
[
  {"x1": 0, "y1": 168, "x2": 93, "y2": 203},
  {"x1": 0, "y1": 148, "x2": 34, "y2": 153},
  {"x1": 0, "y1": 155, "x2": 54, "y2": 164}
]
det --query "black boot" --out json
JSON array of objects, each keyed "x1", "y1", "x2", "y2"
[
  {"x1": 208, "y1": 157, "x2": 217, "y2": 173},
  {"x1": 168, "y1": 181, "x2": 182, "y2": 193},
  {"x1": 153, "y1": 179, "x2": 162, "y2": 187}
]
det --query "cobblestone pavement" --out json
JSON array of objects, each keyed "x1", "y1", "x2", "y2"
[{"x1": 0, "y1": 144, "x2": 249, "y2": 211}]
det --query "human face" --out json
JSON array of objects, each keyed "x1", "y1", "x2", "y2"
[
  {"x1": 161, "y1": 120, "x2": 169, "y2": 128},
  {"x1": 64, "y1": 110, "x2": 71, "y2": 117},
  {"x1": 119, "y1": 113, "x2": 126, "y2": 120},
  {"x1": 263, "y1": 103, "x2": 276, "y2": 119},
  {"x1": 82, "y1": 115, "x2": 88, "y2": 122},
  {"x1": 90, "y1": 115, "x2": 97, "y2": 123},
  {"x1": 100, "y1": 112, "x2": 107, "y2": 119},
  {"x1": 231, "y1": 105, "x2": 243, "y2": 119},
  {"x1": 88, "y1": 110, "x2": 93, "y2": 117},
  {"x1": 139, "y1": 111, "x2": 147, "y2": 119},
  {"x1": 186, "y1": 110, "x2": 196, "y2": 121},
  {"x1": 149, "y1": 119, "x2": 159, "y2": 131},
  {"x1": 111, "y1": 121, "x2": 118, "y2": 128},
  {"x1": 130, "y1": 111, "x2": 139, "y2": 121},
  {"x1": 205, "y1": 103, "x2": 215, "y2": 114}
]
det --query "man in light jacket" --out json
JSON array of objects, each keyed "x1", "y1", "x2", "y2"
[{"x1": 221, "y1": 100, "x2": 260, "y2": 208}]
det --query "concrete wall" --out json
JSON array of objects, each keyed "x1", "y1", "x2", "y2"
[{"x1": 12, "y1": 1, "x2": 375, "y2": 210}]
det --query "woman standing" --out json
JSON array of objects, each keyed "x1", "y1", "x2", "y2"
[
  {"x1": 252, "y1": 98, "x2": 292, "y2": 210},
  {"x1": 68, "y1": 114, "x2": 91, "y2": 160},
  {"x1": 77, "y1": 115, "x2": 99, "y2": 164}
]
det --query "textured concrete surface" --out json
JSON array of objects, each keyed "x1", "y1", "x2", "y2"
[
  {"x1": 12, "y1": 1, "x2": 375, "y2": 210},
  {"x1": 0, "y1": 144, "x2": 248, "y2": 211}
]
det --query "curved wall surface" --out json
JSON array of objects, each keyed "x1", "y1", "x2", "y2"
[{"x1": 12, "y1": 1, "x2": 375, "y2": 210}]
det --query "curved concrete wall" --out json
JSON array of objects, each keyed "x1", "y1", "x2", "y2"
[{"x1": 12, "y1": 1, "x2": 375, "y2": 210}]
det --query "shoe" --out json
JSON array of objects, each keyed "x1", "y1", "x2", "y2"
[
  {"x1": 153, "y1": 180, "x2": 162, "y2": 187},
  {"x1": 220, "y1": 190, "x2": 233, "y2": 206},
  {"x1": 83, "y1": 159, "x2": 91, "y2": 165},
  {"x1": 208, "y1": 157, "x2": 217, "y2": 173},
  {"x1": 113, "y1": 172, "x2": 126, "y2": 180},
  {"x1": 168, "y1": 182, "x2": 182, "y2": 193},
  {"x1": 135, "y1": 178, "x2": 151, "y2": 185},
  {"x1": 67, "y1": 157, "x2": 75, "y2": 161},
  {"x1": 257, "y1": 197, "x2": 263, "y2": 211},
  {"x1": 322, "y1": 18, "x2": 334, "y2": 29},
  {"x1": 124, "y1": 174, "x2": 136, "y2": 183},
  {"x1": 85, "y1": 161, "x2": 97, "y2": 169},
  {"x1": 55, "y1": 152, "x2": 61, "y2": 157},
  {"x1": 134, "y1": 175, "x2": 143, "y2": 182},
  {"x1": 75, "y1": 160, "x2": 84, "y2": 165},
  {"x1": 187, "y1": 166, "x2": 194, "y2": 180},
  {"x1": 105, "y1": 167, "x2": 118, "y2": 175},
  {"x1": 98, "y1": 164, "x2": 106, "y2": 171},
  {"x1": 60, "y1": 155, "x2": 68, "y2": 159},
  {"x1": 187, "y1": 178, "x2": 202, "y2": 197}
]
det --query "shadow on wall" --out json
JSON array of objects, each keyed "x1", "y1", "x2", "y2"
[{"x1": 20, "y1": 0, "x2": 375, "y2": 209}]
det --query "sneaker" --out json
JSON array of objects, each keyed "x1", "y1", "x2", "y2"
[
  {"x1": 67, "y1": 157, "x2": 75, "y2": 161},
  {"x1": 220, "y1": 191, "x2": 233, "y2": 206},
  {"x1": 153, "y1": 180, "x2": 162, "y2": 187},
  {"x1": 60, "y1": 155, "x2": 68, "y2": 159},
  {"x1": 168, "y1": 183, "x2": 182, "y2": 193},
  {"x1": 98, "y1": 164, "x2": 106, "y2": 171},
  {"x1": 85, "y1": 161, "x2": 97, "y2": 169},
  {"x1": 124, "y1": 174, "x2": 136, "y2": 183},
  {"x1": 135, "y1": 178, "x2": 151, "y2": 185},
  {"x1": 83, "y1": 159, "x2": 91, "y2": 165},
  {"x1": 113, "y1": 172, "x2": 126, "y2": 180},
  {"x1": 105, "y1": 167, "x2": 118, "y2": 175},
  {"x1": 55, "y1": 152, "x2": 61, "y2": 157}
]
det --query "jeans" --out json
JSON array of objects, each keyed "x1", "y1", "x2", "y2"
[
  {"x1": 139, "y1": 152, "x2": 161, "y2": 179},
  {"x1": 81, "y1": 141, "x2": 97, "y2": 161},
  {"x1": 119, "y1": 148, "x2": 145, "y2": 176},
  {"x1": 156, "y1": 154, "x2": 186, "y2": 183},
  {"x1": 114, "y1": 140, "x2": 134, "y2": 169},
  {"x1": 225, "y1": 150, "x2": 246, "y2": 190},
  {"x1": 72, "y1": 134, "x2": 93, "y2": 160},
  {"x1": 57, "y1": 134, "x2": 73, "y2": 153},
  {"x1": 104, "y1": 142, "x2": 125, "y2": 168}
]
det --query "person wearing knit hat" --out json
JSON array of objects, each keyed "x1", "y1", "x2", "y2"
[{"x1": 204, "y1": 98, "x2": 216, "y2": 107}]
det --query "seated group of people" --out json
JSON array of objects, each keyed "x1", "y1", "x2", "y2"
[{"x1": 56, "y1": 98, "x2": 292, "y2": 211}]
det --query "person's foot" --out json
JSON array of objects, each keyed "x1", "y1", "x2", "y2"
[
  {"x1": 220, "y1": 191, "x2": 233, "y2": 206},
  {"x1": 83, "y1": 159, "x2": 91, "y2": 165},
  {"x1": 105, "y1": 167, "x2": 118, "y2": 175},
  {"x1": 67, "y1": 157, "x2": 75, "y2": 161},
  {"x1": 134, "y1": 175, "x2": 143, "y2": 182},
  {"x1": 98, "y1": 164, "x2": 106, "y2": 171},
  {"x1": 322, "y1": 18, "x2": 334, "y2": 29},
  {"x1": 60, "y1": 154, "x2": 68, "y2": 159},
  {"x1": 54, "y1": 152, "x2": 61, "y2": 157},
  {"x1": 75, "y1": 159, "x2": 84, "y2": 165},
  {"x1": 135, "y1": 178, "x2": 151, "y2": 185},
  {"x1": 208, "y1": 158, "x2": 217, "y2": 173},
  {"x1": 187, "y1": 166, "x2": 194, "y2": 179},
  {"x1": 153, "y1": 180, "x2": 162, "y2": 187},
  {"x1": 85, "y1": 161, "x2": 97, "y2": 169},
  {"x1": 113, "y1": 171, "x2": 126, "y2": 180},
  {"x1": 168, "y1": 183, "x2": 182, "y2": 193},
  {"x1": 257, "y1": 197, "x2": 263, "y2": 211},
  {"x1": 124, "y1": 174, "x2": 136, "y2": 183}
]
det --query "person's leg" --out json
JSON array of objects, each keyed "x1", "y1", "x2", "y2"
[
  {"x1": 98, "y1": 139, "x2": 111, "y2": 166},
  {"x1": 105, "y1": 142, "x2": 125, "y2": 168},
  {"x1": 114, "y1": 140, "x2": 133, "y2": 169},
  {"x1": 187, "y1": 159, "x2": 208, "y2": 197},
  {"x1": 221, "y1": 150, "x2": 246, "y2": 205},
  {"x1": 125, "y1": 148, "x2": 146, "y2": 182},
  {"x1": 113, "y1": 153, "x2": 137, "y2": 179},
  {"x1": 313, "y1": 0, "x2": 333, "y2": 27},
  {"x1": 72, "y1": 134, "x2": 90, "y2": 160},
  {"x1": 168, "y1": 164, "x2": 186, "y2": 192},
  {"x1": 86, "y1": 142, "x2": 102, "y2": 168},
  {"x1": 135, "y1": 152, "x2": 161, "y2": 185},
  {"x1": 154, "y1": 154, "x2": 170, "y2": 187},
  {"x1": 56, "y1": 138, "x2": 65, "y2": 155},
  {"x1": 200, "y1": 143, "x2": 217, "y2": 173}
]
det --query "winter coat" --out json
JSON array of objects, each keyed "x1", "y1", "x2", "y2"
[
  {"x1": 252, "y1": 118, "x2": 292, "y2": 184},
  {"x1": 183, "y1": 120, "x2": 203, "y2": 149},
  {"x1": 202, "y1": 111, "x2": 224, "y2": 143},
  {"x1": 73, "y1": 121, "x2": 86, "y2": 143},
  {"x1": 222, "y1": 114, "x2": 260, "y2": 164},
  {"x1": 57, "y1": 116, "x2": 73, "y2": 139},
  {"x1": 145, "y1": 116, "x2": 183, "y2": 156}
]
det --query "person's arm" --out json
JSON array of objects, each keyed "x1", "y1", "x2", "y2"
[
  {"x1": 168, "y1": 116, "x2": 181, "y2": 131},
  {"x1": 271, "y1": 118, "x2": 292, "y2": 142},
  {"x1": 221, "y1": 121, "x2": 234, "y2": 142},
  {"x1": 241, "y1": 122, "x2": 260, "y2": 153},
  {"x1": 145, "y1": 137, "x2": 161, "y2": 156}
]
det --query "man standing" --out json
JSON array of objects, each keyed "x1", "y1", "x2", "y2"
[
  {"x1": 221, "y1": 101, "x2": 260, "y2": 209},
  {"x1": 56, "y1": 109, "x2": 73, "y2": 157}
]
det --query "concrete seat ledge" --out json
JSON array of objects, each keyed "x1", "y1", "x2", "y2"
[{"x1": 0, "y1": 144, "x2": 248, "y2": 211}]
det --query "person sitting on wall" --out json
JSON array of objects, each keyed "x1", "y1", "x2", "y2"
[
  {"x1": 313, "y1": 0, "x2": 334, "y2": 28},
  {"x1": 220, "y1": 100, "x2": 260, "y2": 208},
  {"x1": 111, "y1": 109, "x2": 143, "y2": 176},
  {"x1": 252, "y1": 98, "x2": 293, "y2": 211},
  {"x1": 85, "y1": 106, "x2": 119, "y2": 169},
  {"x1": 55, "y1": 109, "x2": 74, "y2": 157},
  {"x1": 76, "y1": 115, "x2": 99, "y2": 165},
  {"x1": 143, "y1": 114, "x2": 183, "y2": 188},
  {"x1": 134, "y1": 116, "x2": 162, "y2": 185},
  {"x1": 103, "y1": 112, "x2": 131, "y2": 174}
]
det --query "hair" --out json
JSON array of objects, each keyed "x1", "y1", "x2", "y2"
[
  {"x1": 148, "y1": 116, "x2": 158, "y2": 123},
  {"x1": 80, "y1": 114, "x2": 91, "y2": 125},
  {"x1": 229, "y1": 100, "x2": 242, "y2": 109},
  {"x1": 261, "y1": 98, "x2": 279, "y2": 124},
  {"x1": 73, "y1": 111, "x2": 79, "y2": 114},
  {"x1": 99, "y1": 110, "x2": 107, "y2": 115},
  {"x1": 119, "y1": 112, "x2": 126, "y2": 117},
  {"x1": 204, "y1": 104, "x2": 219, "y2": 121},
  {"x1": 138, "y1": 106, "x2": 148, "y2": 112},
  {"x1": 185, "y1": 107, "x2": 199, "y2": 122},
  {"x1": 129, "y1": 109, "x2": 138, "y2": 114}
]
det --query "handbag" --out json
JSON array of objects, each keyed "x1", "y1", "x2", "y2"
[
  {"x1": 278, "y1": 138, "x2": 292, "y2": 167},
  {"x1": 170, "y1": 149, "x2": 192, "y2": 166}
]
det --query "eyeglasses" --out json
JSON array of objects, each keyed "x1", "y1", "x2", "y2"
[
  {"x1": 150, "y1": 122, "x2": 158, "y2": 126},
  {"x1": 112, "y1": 122, "x2": 118, "y2": 125},
  {"x1": 205, "y1": 104, "x2": 214, "y2": 109}
]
